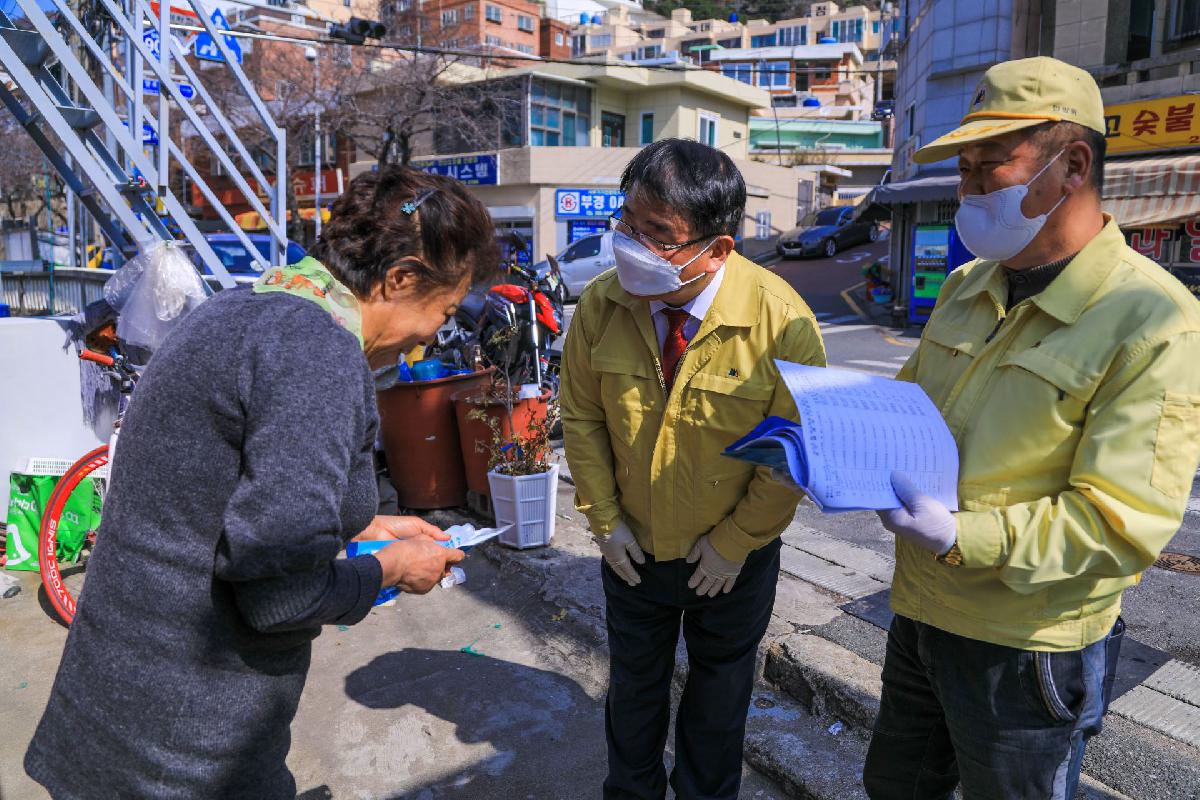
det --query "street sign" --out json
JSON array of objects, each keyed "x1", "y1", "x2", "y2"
[
  {"x1": 195, "y1": 8, "x2": 242, "y2": 64},
  {"x1": 555, "y1": 189, "x2": 623, "y2": 219},
  {"x1": 143, "y1": 27, "x2": 161, "y2": 59},
  {"x1": 417, "y1": 155, "x2": 498, "y2": 185},
  {"x1": 142, "y1": 78, "x2": 195, "y2": 99},
  {"x1": 122, "y1": 120, "x2": 159, "y2": 145}
]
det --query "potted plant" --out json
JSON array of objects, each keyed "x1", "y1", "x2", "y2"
[{"x1": 468, "y1": 401, "x2": 561, "y2": 549}]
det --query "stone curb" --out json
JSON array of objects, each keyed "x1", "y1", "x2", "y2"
[{"x1": 764, "y1": 634, "x2": 882, "y2": 734}]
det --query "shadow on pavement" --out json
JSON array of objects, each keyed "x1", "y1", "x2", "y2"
[{"x1": 344, "y1": 647, "x2": 604, "y2": 799}]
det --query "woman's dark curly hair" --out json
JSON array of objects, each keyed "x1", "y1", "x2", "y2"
[{"x1": 308, "y1": 165, "x2": 501, "y2": 298}]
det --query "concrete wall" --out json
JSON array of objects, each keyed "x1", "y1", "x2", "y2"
[
  {"x1": 893, "y1": 0, "x2": 1016, "y2": 177},
  {"x1": 0, "y1": 318, "x2": 113, "y2": 512}
]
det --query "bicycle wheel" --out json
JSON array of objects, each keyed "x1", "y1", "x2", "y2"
[{"x1": 38, "y1": 445, "x2": 108, "y2": 626}]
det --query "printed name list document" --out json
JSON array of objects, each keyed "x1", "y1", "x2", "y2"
[{"x1": 723, "y1": 362, "x2": 959, "y2": 512}]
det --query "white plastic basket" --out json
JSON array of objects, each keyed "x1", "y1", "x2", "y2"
[
  {"x1": 487, "y1": 464, "x2": 559, "y2": 549},
  {"x1": 25, "y1": 457, "x2": 110, "y2": 481}
]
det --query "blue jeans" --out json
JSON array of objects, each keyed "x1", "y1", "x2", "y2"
[{"x1": 863, "y1": 614, "x2": 1124, "y2": 800}]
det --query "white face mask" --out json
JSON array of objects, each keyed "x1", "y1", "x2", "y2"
[
  {"x1": 612, "y1": 231, "x2": 717, "y2": 297},
  {"x1": 954, "y1": 148, "x2": 1067, "y2": 262}
]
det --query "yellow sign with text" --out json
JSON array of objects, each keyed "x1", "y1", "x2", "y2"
[{"x1": 1105, "y1": 94, "x2": 1200, "y2": 155}]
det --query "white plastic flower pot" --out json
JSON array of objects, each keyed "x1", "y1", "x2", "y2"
[{"x1": 487, "y1": 464, "x2": 559, "y2": 549}]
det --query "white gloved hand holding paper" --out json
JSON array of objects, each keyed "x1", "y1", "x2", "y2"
[{"x1": 877, "y1": 472, "x2": 958, "y2": 556}]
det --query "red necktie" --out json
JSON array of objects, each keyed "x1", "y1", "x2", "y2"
[{"x1": 661, "y1": 308, "x2": 692, "y2": 389}]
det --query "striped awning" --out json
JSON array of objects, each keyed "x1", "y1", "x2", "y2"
[{"x1": 1103, "y1": 154, "x2": 1200, "y2": 228}]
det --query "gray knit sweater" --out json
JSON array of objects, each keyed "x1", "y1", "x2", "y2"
[{"x1": 25, "y1": 287, "x2": 382, "y2": 799}]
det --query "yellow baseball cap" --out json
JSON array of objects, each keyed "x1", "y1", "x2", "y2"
[{"x1": 913, "y1": 56, "x2": 1106, "y2": 164}]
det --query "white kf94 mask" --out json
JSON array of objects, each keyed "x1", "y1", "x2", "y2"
[
  {"x1": 612, "y1": 231, "x2": 717, "y2": 297},
  {"x1": 954, "y1": 148, "x2": 1067, "y2": 262}
]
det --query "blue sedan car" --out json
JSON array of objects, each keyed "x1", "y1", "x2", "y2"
[{"x1": 187, "y1": 233, "x2": 307, "y2": 284}]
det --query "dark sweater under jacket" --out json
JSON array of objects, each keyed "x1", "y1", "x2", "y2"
[{"x1": 25, "y1": 288, "x2": 383, "y2": 799}]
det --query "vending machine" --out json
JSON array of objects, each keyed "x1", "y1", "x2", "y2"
[{"x1": 908, "y1": 223, "x2": 974, "y2": 325}]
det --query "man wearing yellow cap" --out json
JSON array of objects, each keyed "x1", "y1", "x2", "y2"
[{"x1": 862, "y1": 57, "x2": 1200, "y2": 798}]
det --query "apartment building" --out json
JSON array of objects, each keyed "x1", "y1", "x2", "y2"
[
  {"x1": 877, "y1": 0, "x2": 1200, "y2": 324},
  {"x1": 381, "y1": 61, "x2": 832, "y2": 260}
]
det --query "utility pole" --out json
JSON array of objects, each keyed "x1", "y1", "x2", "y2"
[{"x1": 306, "y1": 46, "x2": 322, "y2": 240}]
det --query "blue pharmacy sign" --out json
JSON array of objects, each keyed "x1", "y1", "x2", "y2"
[
  {"x1": 418, "y1": 155, "x2": 498, "y2": 185},
  {"x1": 556, "y1": 189, "x2": 623, "y2": 219}
]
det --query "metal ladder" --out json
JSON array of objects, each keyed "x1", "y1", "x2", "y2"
[{"x1": 0, "y1": 0, "x2": 288, "y2": 287}]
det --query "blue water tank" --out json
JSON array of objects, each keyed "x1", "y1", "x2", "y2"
[
  {"x1": 802, "y1": 97, "x2": 821, "y2": 107},
  {"x1": 728, "y1": 11, "x2": 737, "y2": 22},
  {"x1": 591, "y1": 14, "x2": 602, "y2": 24},
  {"x1": 579, "y1": 12, "x2": 588, "y2": 24}
]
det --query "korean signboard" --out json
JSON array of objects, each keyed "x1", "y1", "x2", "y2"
[
  {"x1": 417, "y1": 155, "x2": 498, "y2": 186},
  {"x1": 1124, "y1": 219, "x2": 1200, "y2": 300},
  {"x1": 1105, "y1": 94, "x2": 1200, "y2": 155},
  {"x1": 556, "y1": 189, "x2": 623, "y2": 219}
]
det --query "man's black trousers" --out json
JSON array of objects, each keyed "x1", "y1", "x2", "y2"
[{"x1": 601, "y1": 538, "x2": 781, "y2": 800}]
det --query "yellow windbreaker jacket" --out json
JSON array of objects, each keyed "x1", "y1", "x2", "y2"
[
  {"x1": 895, "y1": 218, "x2": 1200, "y2": 650},
  {"x1": 561, "y1": 252, "x2": 826, "y2": 563}
]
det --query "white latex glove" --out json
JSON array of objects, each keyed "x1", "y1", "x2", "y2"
[
  {"x1": 877, "y1": 472, "x2": 957, "y2": 556},
  {"x1": 686, "y1": 534, "x2": 744, "y2": 597},
  {"x1": 595, "y1": 522, "x2": 646, "y2": 587}
]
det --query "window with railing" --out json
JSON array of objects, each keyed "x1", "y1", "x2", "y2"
[
  {"x1": 517, "y1": 15, "x2": 534, "y2": 32},
  {"x1": 1168, "y1": 0, "x2": 1200, "y2": 43},
  {"x1": 296, "y1": 132, "x2": 337, "y2": 167},
  {"x1": 779, "y1": 25, "x2": 807, "y2": 46},
  {"x1": 698, "y1": 112, "x2": 718, "y2": 147},
  {"x1": 755, "y1": 210, "x2": 771, "y2": 239},
  {"x1": 531, "y1": 78, "x2": 591, "y2": 146},
  {"x1": 722, "y1": 63, "x2": 753, "y2": 83},
  {"x1": 759, "y1": 61, "x2": 790, "y2": 87},
  {"x1": 485, "y1": 4, "x2": 502, "y2": 23},
  {"x1": 831, "y1": 18, "x2": 864, "y2": 42}
]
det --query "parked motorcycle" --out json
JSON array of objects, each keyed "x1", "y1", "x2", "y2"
[{"x1": 429, "y1": 233, "x2": 565, "y2": 400}]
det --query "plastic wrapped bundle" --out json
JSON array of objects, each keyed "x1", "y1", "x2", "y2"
[{"x1": 103, "y1": 242, "x2": 209, "y2": 353}]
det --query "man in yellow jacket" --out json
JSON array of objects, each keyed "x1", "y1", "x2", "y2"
[
  {"x1": 863, "y1": 58, "x2": 1200, "y2": 799},
  {"x1": 561, "y1": 139, "x2": 825, "y2": 799}
]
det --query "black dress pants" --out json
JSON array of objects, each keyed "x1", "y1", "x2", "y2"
[{"x1": 601, "y1": 538, "x2": 781, "y2": 800}]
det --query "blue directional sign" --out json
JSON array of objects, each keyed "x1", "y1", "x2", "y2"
[
  {"x1": 143, "y1": 27, "x2": 161, "y2": 59},
  {"x1": 142, "y1": 78, "x2": 195, "y2": 99},
  {"x1": 195, "y1": 8, "x2": 242, "y2": 64},
  {"x1": 418, "y1": 155, "x2": 498, "y2": 186}
]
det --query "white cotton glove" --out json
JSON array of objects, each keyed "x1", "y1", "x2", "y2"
[
  {"x1": 595, "y1": 522, "x2": 646, "y2": 587},
  {"x1": 686, "y1": 534, "x2": 744, "y2": 597},
  {"x1": 877, "y1": 472, "x2": 957, "y2": 556}
]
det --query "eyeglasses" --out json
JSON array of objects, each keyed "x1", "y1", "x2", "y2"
[{"x1": 607, "y1": 215, "x2": 714, "y2": 255}]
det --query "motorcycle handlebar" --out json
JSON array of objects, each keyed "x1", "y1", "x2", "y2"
[{"x1": 79, "y1": 349, "x2": 116, "y2": 367}]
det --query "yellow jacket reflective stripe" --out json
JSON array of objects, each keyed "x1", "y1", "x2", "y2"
[
  {"x1": 561, "y1": 252, "x2": 827, "y2": 563},
  {"x1": 896, "y1": 218, "x2": 1200, "y2": 651}
]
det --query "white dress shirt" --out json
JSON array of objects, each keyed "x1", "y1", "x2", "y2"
[{"x1": 649, "y1": 266, "x2": 726, "y2": 353}]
